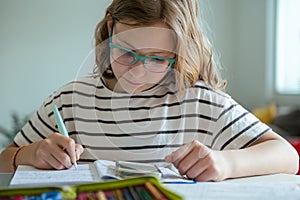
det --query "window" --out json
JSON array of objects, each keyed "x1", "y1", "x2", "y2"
[{"x1": 275, "y1": 0, "x2": 300, "y2": 94}]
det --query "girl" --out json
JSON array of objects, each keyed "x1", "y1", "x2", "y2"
[{"x1": 0, "y1": 0, "x2": 298, "y2": 182}]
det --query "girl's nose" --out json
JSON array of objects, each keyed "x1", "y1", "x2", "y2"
[{"x1": 128, "y1": 60, "x2": 146, "y2": 77}]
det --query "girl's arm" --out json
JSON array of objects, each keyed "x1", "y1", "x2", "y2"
[
  {"x1": 0, "y1": 143, "x2": 24, "y2": 172},
  {"x1": 165, "y1": 130, "x2": 299, "y2": 182},
  {"x1": 0, "y1": 133, "x2": 84, "y2": 172}
]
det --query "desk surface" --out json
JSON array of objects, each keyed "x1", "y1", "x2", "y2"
[
  {"x1": 1, "y1": 173, "x2": 300, "y2": 199},
  {"x1": 0, "y1": 173, "x2": 12, "y2": 187},
  {"x1": 165, "y1": 174, "x2": 300, "y2": 200}
]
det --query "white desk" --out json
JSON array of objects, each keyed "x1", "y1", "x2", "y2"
[{"x1": 165, "y1": 174, "x2": 300, "y2": 200}]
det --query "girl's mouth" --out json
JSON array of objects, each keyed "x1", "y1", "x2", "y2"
[{"x1": 124, "y1": 78, "x2": 145, "y2": 86}]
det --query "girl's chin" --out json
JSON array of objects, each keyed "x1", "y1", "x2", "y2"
[
  {"x1": 121, "y1": 81, "x2": 153, "y2": 94},
  {"x1": 122, "y1": 85, "x2": 145, "y2": 94},
  {"x1": 124, "y1": 78, "x2": 145, "y2": 87}
]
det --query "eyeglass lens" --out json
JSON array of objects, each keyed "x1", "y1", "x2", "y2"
[{"x1": 111, "y1": 47, "x2": 171, "y2": 73}]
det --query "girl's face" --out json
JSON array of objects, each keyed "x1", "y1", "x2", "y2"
[{"x1": 107, "y1": 21, "x2": 176, "y2": 94}]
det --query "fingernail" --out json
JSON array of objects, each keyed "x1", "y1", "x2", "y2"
[{"x1": 75, "y1": 149, "x2": 79, "y2": 160}]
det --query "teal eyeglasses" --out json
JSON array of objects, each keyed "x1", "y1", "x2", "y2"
[{"x1": 109, "y1": 21, "x2": 176, "y2": 73}]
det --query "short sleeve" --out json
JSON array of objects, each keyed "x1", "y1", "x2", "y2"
[
  {"x1": 13, "y1": 91, "x2": 62, "y2": 147},
  {"x1": 210, "y1": 97, "x2": 271, "y2": 150}
]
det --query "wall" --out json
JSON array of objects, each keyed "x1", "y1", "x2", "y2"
[
  {"x1": 230, "y1": 0, "x2": 273, "y2": 109},
  {"x1": 205, "y1": 0, "x2": 274, "y2": 109},
  {"x1": 0, "y1": 0, "x2": 111, "y2": 130},
  {"x1": 0, "y1": 0, "x2": 273, "y2": 131}
]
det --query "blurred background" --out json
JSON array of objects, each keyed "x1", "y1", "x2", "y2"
[{"x1": 0, "y1": 0, "x2": 299, "y2": 150}]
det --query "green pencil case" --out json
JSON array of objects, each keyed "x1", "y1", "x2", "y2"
[{"x1": 0, "y1": 176, "x2": 183, "y2": 200}]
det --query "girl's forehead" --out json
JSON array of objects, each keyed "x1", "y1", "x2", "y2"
[{"x1": 114, "y1": 22, "x2": 176, "y2": 52}]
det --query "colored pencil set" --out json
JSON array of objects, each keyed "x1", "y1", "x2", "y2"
[
  {"x1": 0, "y1": 191, "x2": 62, "y2": 200},
  {"x1": 0, "y1": 176, "x2": 182, "y2": 200},
  {"x1": 76, "y1": 182, "x2": 168, "y2": 200},
  {"x1": 0, "y1": 182, "x2": 167, "y2": 200}
]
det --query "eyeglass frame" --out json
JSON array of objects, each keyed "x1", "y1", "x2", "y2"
[{"x1": 108, "y1": 21, "x2": 176, "y2": 73}]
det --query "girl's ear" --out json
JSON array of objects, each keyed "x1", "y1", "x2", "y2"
[
  {"x1": 106, "y1": 14, "x2": 113, "y2": 35},
  {"x1": 107, "y1": 21, "x2": 113, "y2": 35}
]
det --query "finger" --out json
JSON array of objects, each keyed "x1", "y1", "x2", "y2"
[
  {"x1": 52, "y1": 134, "x2": 77, "y2": 167},
  {"x1": 185, "y1": 155, "x2": 211, "y2": 179},
  {"x1": 51, "y1": 142, "x2": 73, "y2": 168},
  {"x1": 195, "y1": 167, "x2": 219, "y2": 182},
  {"x1": 165, "y1": 141, "x2": 197, "y2": 164},
  {"x1": 180, "y1": 144, "x2": 211, "y2": 173},
  {"x1": 177, "y1": 146, "x2": 209, "y2": 175},
  {"x1": 62, "y1": 138, "x2": 77, "y2": 166},
  {"x1": 43, "y1": 154, "x2": 66, "y2": 170},
  {"x1": 75, "y1": 144, "x2": 84, "y2": 160},
  {"x1": 36, "y1": 146, "x2": 66, "y2": 170}
]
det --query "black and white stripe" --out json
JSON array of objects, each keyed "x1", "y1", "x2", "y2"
[{"x1": 14, "y1": 76, "x2": 270, "y2": 163}]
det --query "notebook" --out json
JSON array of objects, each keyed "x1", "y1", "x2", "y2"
[{"x1": 10, "y1": 160, "x2": 195, "y2": 186}]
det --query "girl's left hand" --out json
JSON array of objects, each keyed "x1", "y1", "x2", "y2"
[{"x1": 165, "y1": 140, "x2": 230, "y2": 182}]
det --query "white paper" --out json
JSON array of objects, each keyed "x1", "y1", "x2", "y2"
[
  {"x1": 165, "y1": 182, "x2": 300, "y2": 200},
  {"x1": 10, "y1": 160, "x2": 195, "y2": 186},
  {"x1": 10, "y1": 164, "x2": 100, "y2": 186}
]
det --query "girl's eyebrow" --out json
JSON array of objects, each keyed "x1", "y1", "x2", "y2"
[
  {"x1": 114, "y1": 36, "x2": 174, "y2": 56},
  {"x1": 114, "y1": 36, "x2": 136, "y2": 49}
]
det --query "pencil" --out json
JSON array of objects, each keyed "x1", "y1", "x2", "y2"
[
  {"x1": 144, "y1": 182, "x2": 167, "y2": 200},
  {"x1": 96, "y1": 191, "x2": 107, "y2": 200},
  {"x1": 53, "y1": 104, "x2": 78, "y2": 169},
  {"x1": 114, "y1": 189, "x2": 124, "y2": 200}
]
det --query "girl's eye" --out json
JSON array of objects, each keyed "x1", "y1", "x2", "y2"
[
  {"x1": 123, "y1": 52, "x2": 135, "y2": 60},
  {"x1": 148, "y1": 58, "x2": 167, "y2": 65},
  {"x1": 116, "y1": 49, "x2": 135, "y2": 63}
]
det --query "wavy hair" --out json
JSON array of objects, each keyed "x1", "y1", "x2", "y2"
[{"x1": 94, "y1": 0, "x2": 225, "y2": 90}]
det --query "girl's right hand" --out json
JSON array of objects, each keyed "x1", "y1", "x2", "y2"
[{"x1": 29, "y1": 132, "x2": 84, "y2": 170}]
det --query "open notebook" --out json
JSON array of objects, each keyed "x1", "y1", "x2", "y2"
[{"x1": 10, "y1": 160, "x2": 195, "y2": 186}]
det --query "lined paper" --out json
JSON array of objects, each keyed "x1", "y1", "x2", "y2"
[{"x1": 10, "y1": 164, "x2": 100, "y2": 186}]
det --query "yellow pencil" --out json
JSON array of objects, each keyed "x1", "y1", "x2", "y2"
[
  {"x1": 114, "y1": 189, "x2": 124, "y2": 200},
  {"x1": 96, "y1": 191, "x2": 107, "y2": 200}
]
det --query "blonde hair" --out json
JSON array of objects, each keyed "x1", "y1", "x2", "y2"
[{"x1": 94, "y1": 0, "x2": 225, "y2": 90}]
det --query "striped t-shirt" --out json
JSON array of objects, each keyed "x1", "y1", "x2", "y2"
[{"x1": 14, "y1": 75, "x2": 270, "y2": 164}]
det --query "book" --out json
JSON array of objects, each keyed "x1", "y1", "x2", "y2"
[{"x1": 10, "y1": 160, "x2": 195, "y2": 186}]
